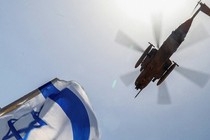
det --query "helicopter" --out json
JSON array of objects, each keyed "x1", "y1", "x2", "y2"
[{"x1": 116, "y1": 1, "x2": 210, "y2": 99}]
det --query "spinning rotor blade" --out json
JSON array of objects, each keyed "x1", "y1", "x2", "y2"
[
  {"x1": 158, "y1": 82, "x2": 171, "y2": 104},
  {"x1": 120, "y1": 70, "x2": 139, "y2": 86},
  {"x1": 115, "y1": 30, "x2": 144, "y2": 53},
  {"x1": 175, "y1": 66, "x2": 210, "y2": 87},
  {"x1": 151, "y1": 13, "x2": 162, "y2": 48}
]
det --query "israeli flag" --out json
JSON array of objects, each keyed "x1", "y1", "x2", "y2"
[{"x1": 0, "y1": 78, "x2": 99, "y2": 140}]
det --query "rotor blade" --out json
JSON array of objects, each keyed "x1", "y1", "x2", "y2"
[
  {"x1": 115, "y1": 30, "x2": 144, "y2": 53},
  {"x1": 178, "y1": 22, "x2": 210, "y2": 51},
  {"x1": 158, "y1": 82, "x2": 171, "y2": 104},
  {"x1": 120, "y1": 70, "x2": 139, "y2": 86},
  {"x1": 151, "y1": 13, "x2": 162, "y2": 48},
  {"x1": 192, "y1": 0, "x2": 201, "y2": 13},
  {"x1": 175, "y1": 66, "x2": 210, "y2": 88}
]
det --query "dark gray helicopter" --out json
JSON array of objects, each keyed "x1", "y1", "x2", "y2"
[{"x1": 116, "y1": 1, "x2": 210, "y2": 103}]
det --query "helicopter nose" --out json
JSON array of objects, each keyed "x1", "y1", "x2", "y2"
[{"x1": 135, "y1": 83, "x2": 144, "y2": 91}]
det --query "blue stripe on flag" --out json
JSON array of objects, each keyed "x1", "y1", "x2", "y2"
[
  {"x1": 39, "y1": 82, "x2": 60, "y2": 98},
  {"x1": 39, "y1": 82, "x2": 90, "y2": 140},
  {"x1": 49, "y1": 88, "x2": 90, "y2": 140}
]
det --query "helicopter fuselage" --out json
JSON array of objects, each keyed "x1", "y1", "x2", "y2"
[{"x1": 135, "y1": 17, "x2": 195, "y2": 91}]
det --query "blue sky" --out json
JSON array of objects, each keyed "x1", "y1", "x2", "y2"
[{"x1": 1, "y1": 0, "x2": 210, "y2": 139}]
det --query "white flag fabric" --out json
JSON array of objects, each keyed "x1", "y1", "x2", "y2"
[{"x1": 0, "y1": 79, "x2": 99, "y2": 140}]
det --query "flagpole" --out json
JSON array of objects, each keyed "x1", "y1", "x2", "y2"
[
  {"x1": 0, "y1": 78, "x2": 58, "y2": 117},
  {"x1": 0, "y1": 89, "x2": 40, "y2": 117}
]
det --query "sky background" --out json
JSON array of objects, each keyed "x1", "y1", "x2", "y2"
[{"x1": 1, "y1": 0, "x2": 210, "y2": 139}]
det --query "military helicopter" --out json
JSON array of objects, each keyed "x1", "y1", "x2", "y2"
[{"x1": 116, "y1": 1, "x2": 210, "y2": 100}]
